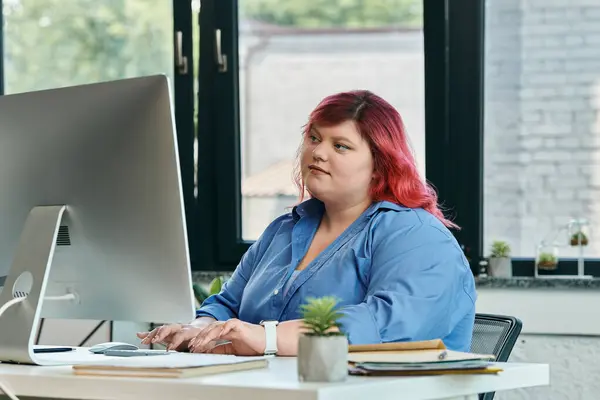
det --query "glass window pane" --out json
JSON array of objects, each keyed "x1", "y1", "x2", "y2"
[
  {"x1": 484, "y1": 1, "x2": 600, "y2": 258},
  {"x1": 2, "y1": 1, "x2": 173, "y2": 94},
  {"x1": 239, "y1": 0, "x2": 425, "y2": 241}
]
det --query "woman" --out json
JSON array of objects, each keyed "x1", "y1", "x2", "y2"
[{"x1": 137, "y1": 90, "x2": 477, "y2": 355}]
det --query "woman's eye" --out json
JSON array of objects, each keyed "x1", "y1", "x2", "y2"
[
  {"x1": 335, "y1": 143, "x2": 349, "y2": 151},
  {"x1": 309, "y1": 135, "x2": 319, "y2": 142}
]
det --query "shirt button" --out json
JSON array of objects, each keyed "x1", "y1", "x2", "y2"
[{"x1": 273, "y1": 289, "x2": 279, "y2": 295}]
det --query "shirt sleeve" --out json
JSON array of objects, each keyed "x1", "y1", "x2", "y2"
[
  {"x1": 195, "y1": 240, "x2": 260, "y2": 321},
  {"x1": 337, "y1": 221, "x2": 472, "y2": 345}
]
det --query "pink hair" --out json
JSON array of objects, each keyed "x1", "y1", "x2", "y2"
[{"x1": 293, "y1": 90, "x2": 458, "y2": 230}]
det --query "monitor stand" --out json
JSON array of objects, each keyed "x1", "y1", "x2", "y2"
[{"x1": 0, "y1": 205, "x2": 77, "y2": 365}]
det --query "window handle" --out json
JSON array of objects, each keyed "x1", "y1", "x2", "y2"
[
  {"x1": 175, "y1": 31, "x2": 188, "y2": 75},
  {"x1": 215, "y1": 29, "x2": 228, "y2": 73}
]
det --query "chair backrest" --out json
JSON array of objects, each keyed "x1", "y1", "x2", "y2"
[
  {"x1": 470, "y1": 313, "x2": 522, "y2": 361},
  {"x1": 470, "y1": 313, "x2": 523, "y2": 400}
]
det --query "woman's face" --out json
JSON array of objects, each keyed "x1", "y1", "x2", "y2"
[{"x1": 301, "y1": 120, "x2": 374, "y2": 207}]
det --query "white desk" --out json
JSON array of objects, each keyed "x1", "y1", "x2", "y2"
[{"x1": 0, "y1": 356, "x2": 549, "y2": 400}]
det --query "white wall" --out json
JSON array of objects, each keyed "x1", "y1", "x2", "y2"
[
  {"x1": 477, "y1": 287, "x2": 600, "y2": 399},
  {"x1": 500, "y1": 335, "x2": 600, "y2": 400},
  {"x1": 33, "y1": 319, "x2": 147, "y2": 349},
  {"x1": 36, "y1": 319, "x2": 109, "y2": 347}
]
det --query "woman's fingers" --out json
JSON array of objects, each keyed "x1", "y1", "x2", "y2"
[
  {"x1": 205, "y1": 342, "x2": 235, "y2": 354},
  {"x1": 139, "y1": 327, "x2": 160, "y2": 345},
  {"x1": 136, "y1": 331, "x2": 149, "y2": 339},
  {"x1": 139, "y1": 324, "x2": 181, "y2": 345},
  {"x1": 219, "y1": 321, "x2": 238, "y2": 338},
  {"x1": 189, "y1": 320, "x2": 236, "y2": 352},
  {"x1": 190, "y1": 324, "x2": 224, "y2": 351},
  {"x1": 188, "y1": 321, "x2": 221, "y2": 348},
  {"x1": 154, "y1": 324, "x2": 182, "y2": 343},
  {"x1": 138, "y1": 320, "x2": 251, "y2": 354},
  {"x1": 167, "y1": 327, "x2": 200, "y2": 351}
]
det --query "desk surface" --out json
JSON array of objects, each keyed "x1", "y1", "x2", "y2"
[{"x1": 0, "y1": 355, "x2": 549, "y2": 400}]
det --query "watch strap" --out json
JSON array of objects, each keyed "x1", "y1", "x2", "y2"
[{"x1": 261, "y1": 320, "x2": 279, "y2": 355}]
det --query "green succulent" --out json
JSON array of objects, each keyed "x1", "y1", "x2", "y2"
[
  {"x1": 537, "y1": 252, "x2": 557, "y2": 265},
  {"x1": 570, "y1": 231, "x2": 588, "y2": 246},
  {"x1": 490, "y1": 240, "x2": 511, "y2": 258},
  {"x1": 300, "y1": 296, "x2": 345, "y2": 337}
]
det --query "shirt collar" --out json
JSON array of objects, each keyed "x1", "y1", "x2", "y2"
[
  {"x1": 366, "y1": 200, "x2": 407, "y2": 216},
  {"x1": 292, "y1": 198, "x2": 324, "y2": 221},
  {"x1": 292, "y1": 198, "x2": 406, "y2": 222}
]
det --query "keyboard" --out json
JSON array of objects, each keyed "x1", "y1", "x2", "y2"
[{"x1": 103, "y1": 348, "x2": 172, "y2": 357}]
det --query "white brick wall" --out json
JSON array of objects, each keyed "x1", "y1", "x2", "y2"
[
  {"x1": 496, "y1": 334, "x2": 600, "y2": 400},
  {"x1": 484, "y1": 0, "x2": 600, "y2": 259}
]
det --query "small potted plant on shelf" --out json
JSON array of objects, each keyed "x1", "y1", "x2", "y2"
[
  {"x1": 536, "y1": 252, "x2": 558, "y2": 271},
  {"x1": 570, "y1": 231, "x2": 588, "y2": 246},
  {"x1": 488, "y1": 240, "x2": 512, "y2": 278},
  {"x1": 297, "y1": 296, "x2": 348, "y2": 383}
]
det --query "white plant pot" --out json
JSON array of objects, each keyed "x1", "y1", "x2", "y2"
[
  {"x1": 297, "y1": 334, "x2": 348, "y2": 382},
  {"x1": 488, "y1": 257, "x2": 512, "y2": 278}
]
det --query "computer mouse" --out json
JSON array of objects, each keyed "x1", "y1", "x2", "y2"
[{"x1": 89, "y1": 341, "x2": 139, "y2": 354}]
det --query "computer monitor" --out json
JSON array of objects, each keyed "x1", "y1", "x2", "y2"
[{"x1": 0, "y1": 75, "x2": 196, "y2": 365}]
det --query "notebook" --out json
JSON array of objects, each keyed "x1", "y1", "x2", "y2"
[
  {"x1": 71, "y1": 352, "x2": 270, "y2": 379},
  {"x1": 347, "y1": 340, "x2": 499, "y2": 376}
]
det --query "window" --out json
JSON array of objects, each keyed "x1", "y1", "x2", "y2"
[
  {"x1": 484, "y1": 0, "x2": 600, "y2": 275},
  {"x1": 237, "y1": 1, "x2": 427, "y2": 241},
  {"x1": 2, "y1": 1, "x2": 173, "y2": 94},
  {"x1": 1, "y1": 0, "x2": 489, "y2": 274},
  {"x1": 196, "y1": 0, "x2": 433, "y2": 270},
  {"x1": 195, "y1": 0, "x2": 483, "y2": 272},
  {"x1": 1, "y1": 0, "x2": 197, "y2": 265}
]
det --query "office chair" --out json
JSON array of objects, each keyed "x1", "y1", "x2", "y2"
[{"x1": 470, "y1": 313, "x2": 523, "y2": 400}]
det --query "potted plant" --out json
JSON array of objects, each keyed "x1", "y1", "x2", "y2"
[
  {"x1": 570, "y1": 231, "x2": 588, "y2": 247},
  {"x1": 536, "y1": 252, "x2": 558, "y2": 270},
  {"x1": 297, "y1": 296, "x2": 348, "y2": 382},
  {"x1": 488, "y1": 240, "x2": 512, "y2": 278},
  {"x1": 192, "y1": 276, "x2": 226, "y2": 308}
]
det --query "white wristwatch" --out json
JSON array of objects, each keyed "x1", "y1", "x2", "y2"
[{"x1": 260, "y1": 320, "x2": 279, "y2": 355}]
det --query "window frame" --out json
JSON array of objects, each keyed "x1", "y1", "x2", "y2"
[
  {"x1": 0, "y1": 3, "x2": 3, "y2": 96},
  {"x1": 424, "y1": 0, "x2": 486, "y2": 276},
  {"x1": 195, "y1": 0, "x2": 247, "y2": 272},
  {"x1": 173, "y1": 0, "x2": 198, "y2": 269}
]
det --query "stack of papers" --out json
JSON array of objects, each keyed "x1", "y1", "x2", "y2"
[{"x1": 347, "y1": 340, "x2": 500, "y2": 376}]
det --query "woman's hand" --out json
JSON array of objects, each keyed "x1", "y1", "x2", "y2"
[
  {"x1": 136, "y1": 317, "x2": 215, "y2": 351},
  {"x1": 189, "y1": 319, "x2": 266, "y2": 356}
]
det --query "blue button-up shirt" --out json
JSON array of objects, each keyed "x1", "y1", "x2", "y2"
[{"x1": 196, "y1": 198, "x2": 477, "y2": 351}]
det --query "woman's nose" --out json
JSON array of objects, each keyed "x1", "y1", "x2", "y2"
[{"x1": 312, "y1": 144, "x2": 327, "y2": 162}]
